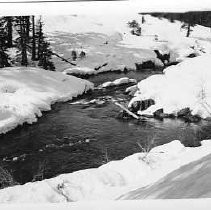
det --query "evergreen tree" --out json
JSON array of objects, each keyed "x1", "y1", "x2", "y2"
[
  {"x1": 31, "y1": 16, "x2": 36, "y2": 61},
  {"x1": 15, "y1": 16, "x2": 30, "y2": 66},
  {"x1": 5, "y1": 16, "x2": 13, "y2": 48},
  {"x1": 127, "y1": 20, "x2": 139, "y2": 28},
  {"x1": 142, "y1": 16, "x2": 145, "y2": 24},
  {"x1": 0, "y1": 17, "x2": 14, "y2": 48},
  {"x1": 36, "y1": 19, "x2": 55, "y2": 71},
  {"x1": 0, "y1": 18, "x2": 10, "y2": 68},
  {"x1": 127, "y1": 19, "x2": 142, "y2": 36},
  {"x1": 183, "y1": 14, "x2": 196, "y2": 37}
]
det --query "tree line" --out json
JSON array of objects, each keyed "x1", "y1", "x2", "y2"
[
  {"x1": 0, "y1": 16, "x2": 55, "y2": 70},
  {"x1": 141, "y1": 11, "x2": 211, "y2": 37}
]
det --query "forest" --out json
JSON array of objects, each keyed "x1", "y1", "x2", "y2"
[
  {"x1": 0, "y1": 16, "x2": 55, "y2": 70},
  {"x1": 142, "y1": 11, "x2": 211, "y2": 37}
]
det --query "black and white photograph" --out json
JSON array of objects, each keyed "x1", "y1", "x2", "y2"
[{"x1": 0, "y1": 0, "x2": 211, "y2": 209}]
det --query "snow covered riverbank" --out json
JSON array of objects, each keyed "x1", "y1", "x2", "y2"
[
  {"x1": 44, "y1": 13, "x2": 211, "y2": 75},
  {"x1": 0, "y1": 140, "x2": 211, "y2": 202},
  {"x1": 0, "y1": 67, "x2": 93, "y2": 134},
  {"x1": 129, "y1": 54, "x2": 211, "y2": 119}
]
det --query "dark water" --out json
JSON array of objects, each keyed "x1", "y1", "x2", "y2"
[{"x1": 0, "y1": 70, "x2": 211, "y2": 184}]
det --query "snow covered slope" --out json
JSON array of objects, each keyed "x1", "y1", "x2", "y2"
[
  {"x1": 120, "y1": 152, "x2": 211, "y2": 199},
  {"x1": 0, "y1": 67, "x2": 93, "y2": 134},
  {"x1": 43, "y1": 12, "x2": 211, "y2": 74},
  {"x1": 129, "y1": 54, "x2": 211, "y2": 119},
  {"x1": 0, "y1": 140, "x2": 211, "y2": 202}
]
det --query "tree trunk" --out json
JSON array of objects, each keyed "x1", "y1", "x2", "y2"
[
  {"x1": 20, "y1": 17, "x2": 28, "y2": 66},
  {"x1": 26, "y1": 16, "x2": 30, "y2": 42},
  {"x1": 6, "y1": 17, "x2": 13, "y2": 47},
  {"x1": 186, "y1": 23, "x2": 191, "y2": 37},
  {"x1": 37, "y1": 22, "x2": 42, "y2": 60},
  {"x1": 31, "y1": 16, "x2": 36, "y2": 61}
]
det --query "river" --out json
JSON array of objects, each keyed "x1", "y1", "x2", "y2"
[{"x1": 0, "y1": 70, "x2": 211, "y2": 184}]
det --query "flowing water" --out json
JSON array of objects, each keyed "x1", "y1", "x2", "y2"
[{"x1": 0, "y1": 70, "x2": 211, "y2": 184}]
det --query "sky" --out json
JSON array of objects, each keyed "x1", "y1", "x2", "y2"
[{"x1": 0, "y1": 0, "x2": 210, "y2": 16}]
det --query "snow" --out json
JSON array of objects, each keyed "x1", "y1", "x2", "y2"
[
  {"x1": 63, "y1": 67, "x2": 95, "y2": 76},
  {"x1": 120, "y1": 150, "x2": 211, "y2": 199},
  {"x1": 120, "y1": 15, "x2": 211, "y2": 62},
  {"x1": 1, "y1": 199, "x2": 211, "y2": 210},
  {"x1": 44, "y1": 12, "x2": 211, "y2": 74},
  {"x1": 99, "y1": 77, "x2": 137, "y2": 88},
  {"x1": 0, "y1": 67, "x2": 93, "y2": 134},
  {"x1": 129, "y1": 54, "x2": 211, "y2": 119},
  {"x1": 1, "y1": 140, "x2": 211, "y2": 202}
]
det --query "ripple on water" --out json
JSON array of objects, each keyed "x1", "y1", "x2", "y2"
[{"x1": 0, "y1": 71, "x2": 210, "y2": 184}]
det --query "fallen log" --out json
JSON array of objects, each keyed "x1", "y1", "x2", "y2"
[
  {"x1": 51, "y1": 52, "x2": 77, "y2": 66},
  {"x1": 113, "y1": 101, "x2": 139, "y2": 120},
  {"x1": 26, "y1": 44, "x2": 76, "y2": 66}
]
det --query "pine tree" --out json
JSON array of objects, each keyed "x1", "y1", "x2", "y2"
[
  {"x1": 127, "y1": 20, "x2": 139, "y2": 28},
  {"x1": 31, "y1": 16, "x2": 36, "y2": 61},
  {"x1": 5, "y1": 16, "x2": 13, "y2": 48},
  {"x1": 0, "y1": 17, "x2": 14, "y2": 48},
  {"x1": 15, "y1": 16, "x2": 30, "y2": 66},
  {"x1": 0, "y1": 18, "x2": 10, "y2": 68},
  {"x1": 142, "y1": 16, "x2": 145, "y2": 24},
  {"x1": 36, "y1": 18, "x2": 55, "y2": 71}
]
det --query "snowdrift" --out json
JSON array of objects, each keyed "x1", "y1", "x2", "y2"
[
  {"x1": 0, "y1": 140, "x2": 211, "y2": 202},
  {"x1": 0, "y1": 67, "x2": 93, "y2": 134},
  {"x1": 120, "y1": 152, "x2": 211, "y2": 199},
  {"x1": 129, "y1": 54, "x2": 211, "y2": 119}
]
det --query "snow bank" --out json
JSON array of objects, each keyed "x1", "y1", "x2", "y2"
[
  {"x1": 100, "y1": 77, "x2": 137, "y2": 88},
  {"x1": 129, "y1": 54, "x2": 211, "y2": 118},
  {"x1": 0, "y1": 67, "x2": 93, "y2": 134},
  {"x1": 120, "y1": 151, "x2": 211, "y2": 199},
  {"x1": 63, "y1": 66, "x2": 95, "y2": 76},
  {"x1": 1, "y1": 140, "x2": 211, "y2": 202}
]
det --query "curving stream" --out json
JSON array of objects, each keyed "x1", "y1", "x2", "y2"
[{"x1": 0, "y1": 70, "x2": 211, "y2": 184}]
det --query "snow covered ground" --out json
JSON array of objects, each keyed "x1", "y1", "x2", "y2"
[
  {"x1": 1, "y1": 1, "x2": 211, "y2": 205},
  {"x1": 43, "y1": 13, "x2": 211, "y2": 75},
  {"x1": 129, "y1": 54, "x2": 211, "y2": 119},
  {"x1": 0, "y1": 140, "x2": 211, "y2": 202},
  {"x1": 0, "y1": 67, "x2": 93, "y2": 134}
]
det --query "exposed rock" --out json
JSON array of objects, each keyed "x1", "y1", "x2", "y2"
[
  {"x1": 177, "y1": 108, "x2": 201, "y2": 123},
  {"x1": 140, "y1": 99, "x2": 155, "y2": 111},
  {"x1": 130, "y1": 101, "x2": 141, "y2": 113},
  {"x1": 130, "y1": 99, "x2": 155, "y2": 113},
  {"x1": 165, "y1": 61, "x2": 180, "y2": 67},
  {"x1": 177, "y1": 108, "x2": 191, "y2": 117},
  {"x1": 187, "y1": 53, "x2": 197, "y2": 58},
  {"x1": 135, "y1": 60, "x2": 155, "y2": 71},
  {"x1": 153, "y1": 108, "x2": 164, "y2": 120}
]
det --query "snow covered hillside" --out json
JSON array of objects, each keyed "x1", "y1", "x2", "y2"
[
  {"x1": 44, "y1": 14, "x2": 211, "y2": 74},
  {"x1": 0, "y1": 67, "x2": 93, "y2": 134},
  {"x1": 129, "y1": 54, "x2": 211, "y2": 119},
  {"x1": 0, "y1": 140, "x2": 211, "y2": 202}
]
